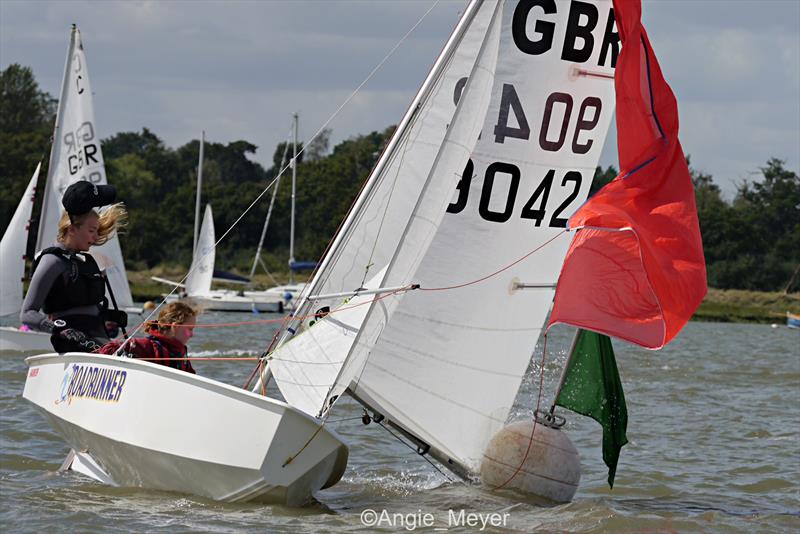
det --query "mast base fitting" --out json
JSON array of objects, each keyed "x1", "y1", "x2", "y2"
[{"x1": 480, "y1": 420, "x2": 580, "y2": 503}]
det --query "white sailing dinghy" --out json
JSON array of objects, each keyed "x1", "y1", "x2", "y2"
[
  {"x1": 154, "y1": 133, "x2": 286, "y2": 312},
  {"x1": 24, "y1": 0, "x2": 617, "y2": 504},
  {"x1": 1, "y1": 25, "x2": 138, "y2": 352},
  {"x1": 0, "y1": 164, "x2": 50, "y2": 352},
  {"x1": 162, "y1": 204, "x2": 286, "y2": 312}
]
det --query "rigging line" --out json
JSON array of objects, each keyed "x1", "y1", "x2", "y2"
[
  {"x1": 489, "y1": 332, "x2": 550, "y2": 491},
  {"x1": 420, "y1": 229, "x2": 569, "y2": 292},
  {"x1": 282, "y1": 424, "x2": 326, "y2": 468},
  {"x1": 249, "y1": 126, "x2": 293, "y2": 279},
  {"x1": 115, "y1": 357, "x2": 261, "y2": 362},
  {"x1": 121, "y1": 1, "x2": 443, "y2": 350},
  {"x1": 376, "y1": 421, "x2": 456, "y2": 483}
]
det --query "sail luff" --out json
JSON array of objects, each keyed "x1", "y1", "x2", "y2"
[
  {"x1": 36, "y1": 25, "x2": 76, "y2": 253},
  {"x1": 284, "y1": 0, "x2": 486, "y2": 338}
]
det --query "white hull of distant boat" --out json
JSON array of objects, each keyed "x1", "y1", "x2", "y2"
[
  {"x1": 23, "y1": 353, "x2": 348, "y2": 505},
  {"x1": 245, "y1": 283, "x2": 307, "y2": 312},
  {"x1": 165, "y1": 290, "x2": 286, "y2": 313},
  {"x1": 0, "y1": 326, "x2": 52, "y2": 352}
]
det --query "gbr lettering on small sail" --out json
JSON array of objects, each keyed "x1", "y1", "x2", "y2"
[
  {"x1": 36, "y1": 26, "x2": 134, "y2": 309},
  {"x1": 269, "y1": 0, "x2": 618, "y2": 475}
]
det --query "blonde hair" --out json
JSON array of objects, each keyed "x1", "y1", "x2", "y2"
[
  {"x1": 56, "y1": 202, "x2": 128, "y2": 246},
  {"x1": 146, "y1": 301, "x2": 198, "y2": 335}
]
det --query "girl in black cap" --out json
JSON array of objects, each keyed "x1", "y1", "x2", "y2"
[{"x1": 20, "y1": 181, "x2": 128, "y2": 353}]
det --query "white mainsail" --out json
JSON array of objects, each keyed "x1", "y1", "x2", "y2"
[
  {"x1": 347, "y1": 0, "x2": 618, "y2": 471},
  {"x1": 185, "y1": 204, "x2": 215, "y2": 296},
  {"x1": 0, "y1": 163, "x2": 40, "y2": 317},
  {"x1": 269, "y1": 0, "x2": 501, "y2": 416},
  {"x1": 36, "y1": 26, "x2": 134, "y2": 309}
]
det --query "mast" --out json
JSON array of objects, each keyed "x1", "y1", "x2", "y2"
[
  {"x1": 36, "y1": 24, "x2": 77, "y2": 252},
  {"x1": 289, "y1": 113, "x2": 298, "y2": 284},
  {"x1": 193, "y1": 131, "x2": 205, "y2": 254},
  {"x1": 249, "y1": 132, "x2": 291, "y2": 280}
]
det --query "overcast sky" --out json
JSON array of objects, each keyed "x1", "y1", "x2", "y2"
[{"x1": 2, "y1": 0, "x2": 798, "y2": 197}]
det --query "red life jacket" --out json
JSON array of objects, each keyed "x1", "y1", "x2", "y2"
[{"x1": 98, "y1": 332, "x2": 195, "y2": 374}]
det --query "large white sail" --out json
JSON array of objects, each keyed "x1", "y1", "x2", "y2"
[
  {"x1": 185, "y1": 204, "x2": 215, "y2": 296},
  {"x1": 36, "y1": 26, "x2": 134, "y2": 309},
  {"x1": 0, "y1": 163, "x2": 40, "y2": 316},
  {"x1": 269, "y1": 0, "x2": 500, "y2": 417},
  {"x1": 349, "y1": 0, "x2": 619, "y2": 471}
]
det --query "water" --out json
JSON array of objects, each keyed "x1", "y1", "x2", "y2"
[{"x1": 1, "y1": 315, "x2": 798, "y2": 532}]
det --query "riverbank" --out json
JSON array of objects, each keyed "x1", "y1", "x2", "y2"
[
  {"x1": 128, "y1": 269, "x2": 800, "y2": 325},
  {"x1": 694, "y1": 288, "x2": 800, "y2": 324}
]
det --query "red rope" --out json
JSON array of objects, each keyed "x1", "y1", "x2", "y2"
[
  {"x1": 133, "y1": 357, "x2": 260, "y2": 361},
  {"x1": 420, "y1": 230, "x2": 566, "y2": 292},
  {"x1": 489, "y1": 332, "x2": 550, "y2": 491}
]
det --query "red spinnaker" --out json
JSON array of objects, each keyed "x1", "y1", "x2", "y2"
[{"x1": 548, "y1": 0, "x2": 706, "y2": 349}]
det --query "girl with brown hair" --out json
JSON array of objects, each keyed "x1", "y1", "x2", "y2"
[{"x1": 99, "y1": 301, "x2": 198, "y2": 374}]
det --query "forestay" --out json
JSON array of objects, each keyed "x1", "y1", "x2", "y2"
[
  {"x1": 0, "y1": 164, "x2": 40, "y2": 317},
  {"x1": 269, "y1": 0, "x2": 500, "y2": 417},
  {"x1": 185, "y1": 205, "x2": 215, "y2": 296},
  {"x1": 342, "y1": 0, "x2": 619, "y2": 471},
  {"x1": 36, "y1": 26, "x2": 134, "y2": 309}
]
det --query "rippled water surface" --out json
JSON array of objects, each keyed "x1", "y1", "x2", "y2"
[{"x1": 2, "y1": 314, "x2": 798, "y2": 532}]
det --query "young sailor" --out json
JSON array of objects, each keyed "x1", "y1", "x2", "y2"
[
  {"x1": 99, "y1": 302, "x2": 197, "y2": 374},
  {"x1": 20, "y1": 181, "x2": 128, "y2": 352}
]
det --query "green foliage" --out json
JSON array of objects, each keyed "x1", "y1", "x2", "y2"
[
  {"x1": 706, "y1": 158, "x2": 800, "y2": 291},
  {"x1": 0, "y1": 64, "x2": 55, "y2": 231},
  {"x1": 590, "y1": 165, "x2": 618, "y2": 197}
]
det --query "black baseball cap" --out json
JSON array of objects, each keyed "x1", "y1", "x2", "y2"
[{"x1": 62, "y1": 181, "x2": 117, "y2": 215}]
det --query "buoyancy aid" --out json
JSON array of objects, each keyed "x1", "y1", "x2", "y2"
[
  {"x1": 32, "y1": 247, "x2": 107, "y2": 314},
  {"x1": 98, "y1": 332, "x2": 196, "y2": 374}
]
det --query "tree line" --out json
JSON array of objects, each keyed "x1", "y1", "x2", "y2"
[{"x1": 2, "y1": 64, "x2": 798, "y2": 292}]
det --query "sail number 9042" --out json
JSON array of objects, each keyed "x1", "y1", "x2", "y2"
[{"x1": 447, "y1": 160, "x2": 582, "y2": 228}]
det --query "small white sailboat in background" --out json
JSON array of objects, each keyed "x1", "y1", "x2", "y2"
[
  {"x1": 2, "y1": 25, "x2": 138, "y2": 352},
  {"x1": 161, "y1": 204, "x2": 286, "y2": 312},
  {"x1": 0, "y1": 164, "x2": 51, "y2": 351},
  {"x1": 154, "y1": 132, "x2": 286, "y2": 312}
]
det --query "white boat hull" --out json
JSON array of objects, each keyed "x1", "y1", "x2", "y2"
[
  {"x1": 23, "y1": 353, "x2": 348, "y2": 505},
  {"x1": 0, "y1": 326, "x2": 52, "y2": 352},
  {"x1": 165, "y1": 291, "x2": 285, "y2": 313}
]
